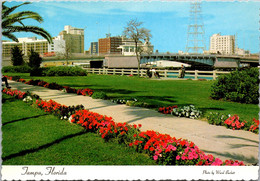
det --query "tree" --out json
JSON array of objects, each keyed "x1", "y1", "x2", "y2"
[
  {"x1": 28, "y1": 48, "x2": 42, "y2": 69},
  {"x1": 11, "y1": 45, "x2": 24, "y2": 66},
  {"x1": 2, "y1": 1, "x2": 52, "y2": 43},
  {"x1": 123, "y1": 19, "x2": 152, "y2": 76},
  {"x1": 56, "y1": 39, "x2": 72, "y2": 65}
]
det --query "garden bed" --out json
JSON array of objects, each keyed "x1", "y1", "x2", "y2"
[{"x1": 2, "y1": 88, "x2": 247, "y2": 166}]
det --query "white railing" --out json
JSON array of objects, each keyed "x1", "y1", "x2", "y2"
[{"x1": 83, "y1": 68, "x2": 230, "y2": 80}]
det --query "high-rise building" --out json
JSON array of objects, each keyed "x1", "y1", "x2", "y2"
[
  {"x1": 59, "y1": 25, "x2": 84, "y2": 53},
  {"x1": 210, "y1": 33, "x2": 235, "y2": 55},
  {"x1": 90, "y1": 42, "x2": 98, "y2": 54},
  {"x1": 98, "y1": 37, "x2": 122, "y2": 54},
  {"x1": 2, "y1": 25, "x2": 84, "y2": 59}
]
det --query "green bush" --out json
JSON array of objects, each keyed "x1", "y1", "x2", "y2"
[
  {"x1": 44, "y1": 66, "x2": 87, "y2": 76},
  {"x1": 210, "y1": 68, "x2": 259, "y2": 104},
  {"x1": 28, "y1": 49, "x2": 42, "y2": 69},
  {"x1": 91, "y1": 91, "x2": 108, "y2": 99},
  {"x1": 2, "y1": 65, "x2": 32, "y2": 73},
  {"x1": 206, "y1": 112, "x2": 229, "y2": 126}
]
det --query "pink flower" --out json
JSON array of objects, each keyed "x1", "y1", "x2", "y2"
[
  {"x1": 153, "y1": 155, "x2": 158, "y2": 160},
  {"x1": 188, "y1": 152, "x2": 194, "y2": 160},
  {"x1": 176, "y1": 155, "x2": 180, "y2": 160}
]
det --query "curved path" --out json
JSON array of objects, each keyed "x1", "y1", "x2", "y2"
[{"x1": 7, "y1": 80, "x2": 259, "y2": 165}]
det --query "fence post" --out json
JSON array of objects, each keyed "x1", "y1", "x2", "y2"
[
  {"x1": 122, "y1": 69, "x2": 124, "y2": 75},
  {"x1": 98, "y1": 68, "x2": 101, "y2": 75},
  {"x1": 141, "y1": 69, "x2": 144, "y2": 77},
  {"x1": 213, "y1": 70, "x2": 217, "y2": 80},
  {"x1": 92, "y1": 68, "x2": 94, "y2": 74},
  {"x1": 164, "y1": 69, "x2": 167, "y2": 78},
  {"x1": 194, "y1": 70, "x2": 198, "y2": 80},
  {"x1": 131, "y1": 69, "x2": 133, "y2": 75}
]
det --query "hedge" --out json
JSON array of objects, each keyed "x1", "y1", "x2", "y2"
[
  {"x1": 210, "y1": 68, "x2": 259, "y2": 104},
  {"x1": 43, "y1": 66, "x2": 87, "y2": 76}
]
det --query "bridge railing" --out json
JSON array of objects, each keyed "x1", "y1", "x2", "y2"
[{"x1": 83, "y1": 68, "x2": 230, "y2": 80}]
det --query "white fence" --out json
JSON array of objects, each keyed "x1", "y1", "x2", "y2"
[{"x1": 83, "y1": 68, "x2": 230, "y2": 80}]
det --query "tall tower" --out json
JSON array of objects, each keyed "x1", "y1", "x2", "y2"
[{"x1": 185, "y1": 1, "x2": 206, "y2": 54}]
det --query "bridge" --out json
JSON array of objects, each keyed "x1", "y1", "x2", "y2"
[{"x1": 140, "y1": 53, "x2": 259, "y2": 68}]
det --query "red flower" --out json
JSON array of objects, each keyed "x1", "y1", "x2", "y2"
[{"x1": 149, "y1": 147, "x2": 155, "y2": 151}]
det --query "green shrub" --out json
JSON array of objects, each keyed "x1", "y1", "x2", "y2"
[
  {"x1": 210, "y1": 68, "x2": 259, "y2": 104},
  {"x1": 206, "y1": 112, "x2": 229, "y2": 126},
  {"x1": 28, "y1": 49, "x2": 42, "y2": 69},
  {"x1": 2, "y1": 65, "x2": 32, "y2": 73},
  {"x1": 91, "y1": 91, "x2": 108, "y2": 99},
  {"x1": 11, "y1": 46, "x2": 24, "y2": 66},
  {"x1": 44, "y1": 66, "x2": 87, "y2": 76}
]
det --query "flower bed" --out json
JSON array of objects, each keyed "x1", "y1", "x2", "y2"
[
  {"x1": 2, "y1": 88, "x2": 27, "y2": 99},
  {"x1": 158, "y1": 105, "x2": 178, "y2": 114},
  {"x1": 36, "y1": 99, "x2": 84, "y2": 119},
  {"x1": 171, "y1": 105, "x2": 202, "y2": 119},
  {"x1": 249, "y1": 118, "x2": 259, "y2": 133},
  {"x1": 77, "y1": 88, "x2": 94, "y2": 96},
  {"x1": 70, "y1": 109, "x2": 245, "y2": 166},
  {"x1": 207, "y1": 112, "x2": 259, "y2": 134},
  {"x1": 5, "y1": 76, "x2": 94, "y2": 97},
  {"x1": 2, "y1": 88, "x2": 246, "y2": 166}
]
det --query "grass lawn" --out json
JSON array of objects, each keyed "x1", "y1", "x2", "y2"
[
  {"x1": 2, "y1": 94, "x2": 155, "y2": 165},
  {"x1": 5, "y1": 73, "x2": 258, "y2": 121}
]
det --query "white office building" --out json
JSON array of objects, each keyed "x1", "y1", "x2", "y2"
[
  {"x1": 210, "y1": 33, "x2": 235, "y2": 55},
  {"x1": 2, "y1": 36, "x2": 65, "y2": 57}
]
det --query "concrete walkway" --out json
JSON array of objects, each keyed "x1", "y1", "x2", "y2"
[{"x1": 6, "y1": 80, "x2": 259, "y2": 165}]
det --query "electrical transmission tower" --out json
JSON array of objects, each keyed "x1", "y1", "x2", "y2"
[{"x1": 185, "y1": 1, "x2": 206, "y2": 54}]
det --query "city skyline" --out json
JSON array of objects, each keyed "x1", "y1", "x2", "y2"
[{"x1": 3, "y1": 1, "x2": 259, "y2": 53}]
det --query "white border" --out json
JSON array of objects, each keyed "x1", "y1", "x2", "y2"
[{"x1": 2, "y1": 165, "x2": 259, "y2": 180}]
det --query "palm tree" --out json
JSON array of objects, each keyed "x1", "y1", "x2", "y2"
[{"x1": 2, "y1": 1, "x2": 52, "y2": 43}]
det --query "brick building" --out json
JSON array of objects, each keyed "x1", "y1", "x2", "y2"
[{"x1": 98, "y1": 37, "x2": 122, "y2": 54}]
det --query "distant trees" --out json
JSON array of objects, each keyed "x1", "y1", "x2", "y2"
[
  {"x1": 2, "y1": 1, "x2": 52, "y2": 43},
  {"x1": 123, "y1": 19, "x2": 152, "y2": 76},
  {"x1": 11, "y1": 46, "x2": 24, "y2": 66}
]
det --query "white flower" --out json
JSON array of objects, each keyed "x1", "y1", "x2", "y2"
[
  {"x1": 27, "y1": 96, "x2": 32, "y2": 100},
  {"x1": 64, "y1": 116, "x2": 67, "y2": 119},
  {"x1": 69, "y1": 116, "x2": 73, "y2": 123},
  {"x1": 61, "y1": 117, "x2": 63, "y2": 120}
]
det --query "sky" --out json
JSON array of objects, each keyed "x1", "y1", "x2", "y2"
[{"x1": 3, "y1": 0, "x2": 260, "y2": 53}]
